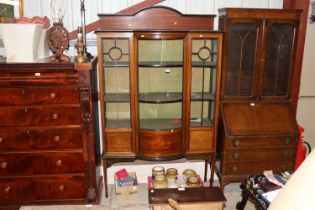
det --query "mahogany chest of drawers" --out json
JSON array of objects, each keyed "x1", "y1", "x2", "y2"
[{"x1": 0, "y1": 58, "x2": 99, "y2": 206}]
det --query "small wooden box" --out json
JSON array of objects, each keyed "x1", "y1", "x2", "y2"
[
  {"x1": 114, "y1": 172, "x2": 138, "y2": 200},
  {"x1": 149, "y1": 187, "x2": 226, "y2": 210}
]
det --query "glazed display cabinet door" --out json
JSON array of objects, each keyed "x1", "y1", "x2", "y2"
[
  {"x1": 221, "y1": 20, "x2": 261, "y2": 100},
  {"x1": 261, "y1": 20, "x2": 299, "y2": 100},
  {"x1": 99, "y1": 33, "x2": 134, "y2": 156},
  {"x1": 187, "y1": 33, "x2": 223, "y2": 153},
  {"x1": 136, "y1": 33, "x2": 185, "y2": 158}
]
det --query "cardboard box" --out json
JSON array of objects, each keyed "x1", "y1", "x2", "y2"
[{"x1": 114, "y1": 172, "x2": 138, "y2": 200}]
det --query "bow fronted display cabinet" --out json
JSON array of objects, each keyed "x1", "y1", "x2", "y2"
[{"x1": 96, "y1": 6, "x2": 223, "y2": 196}]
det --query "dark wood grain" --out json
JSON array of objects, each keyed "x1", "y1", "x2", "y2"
[
  {"x1": 99, "y1": 6, "x2": 214, "y2": 31},
  {"x1": 149, "y1": 187, "x2": 226, "y2": 204},
  {"x1": 0, "y1": 59, "x2": 99, "y2": 206},
  {"x1": 0, "y1": 127, "x2": 82, "y2": 151},
  {"x1": 283, "y1": 0, "x2": 310, "y2": 113}
]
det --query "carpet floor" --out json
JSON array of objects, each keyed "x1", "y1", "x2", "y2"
[{"x1": 20, "y1": 181, "x2": 255, "y2": 210}]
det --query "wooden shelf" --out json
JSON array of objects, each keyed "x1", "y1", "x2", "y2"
[
  {"x1": 103, "y1": 61, "x2": 129, "y2": 67},
  {"x1": 139, "y1": 92, "x2": 182, "y2": 103},
  {"x1": 138, "y1": 61, "x2": 183, "y2": 68},
  {"x1": 106, "y1": 119, "x2": 131, "y2": 128},
  {"x1": 190, "y1": 118, "x2": 214, "y2": 127},
  {"x1": 140, "y1": 119, "x2": 182, "y2": 130},
  {"x1": 190, "y1": 92, "x2": 215, "y2": 101},
  {"x1": 105, "y1": 93, "x2": 130, "y2": 102}
]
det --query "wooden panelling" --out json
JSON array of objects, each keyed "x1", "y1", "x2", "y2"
[
  {"x1": 188, "y1": 129, "x2": 214, "y2": 152},
  {"x1": 138, "y1": 129, "x2": 182, "y2": 158}
]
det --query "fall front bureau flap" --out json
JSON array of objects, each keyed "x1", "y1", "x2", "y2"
[{"x1": 220, "y1": 102, "x2": 299, "y2": 137}]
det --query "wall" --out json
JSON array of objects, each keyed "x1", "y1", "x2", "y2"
[{"x1": 297, "y1": 1, "x2": 315, "y2": 149}]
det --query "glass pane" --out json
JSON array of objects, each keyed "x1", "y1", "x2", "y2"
[
  {"x1": 138, "y1": 39, "x2": 184, "y2": 130},
  {"x1": 225, "y1": 23, "x2": 259, "y2": 96},
  {"x1": 139, "y1": 103, "x2": 182, "y2": 130},
  {"x1": 263, "y1": 24, "x2": 295, "y2": 96},
  {"x1": 102, "y1": 38, "x2": 131, "y2": 128},
  {"x1": 190, "y1": 38, "x2": 217, "y2": 127},
  {"x1": 190, "y1": 101, "x2": 214, "y2": 127}
]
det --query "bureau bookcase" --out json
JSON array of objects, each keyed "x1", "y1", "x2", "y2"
[
  {"x1": 0, "y1": 58, "x2": 99, "y2": 206},
  {"x1": 97, "y1": 6, "x2": 223, "y2": 196},
  {"x1": 218, "y1": 8, "x2": 301, "y2": 188}
]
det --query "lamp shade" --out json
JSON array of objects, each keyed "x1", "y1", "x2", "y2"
[{"x1": 268, "y1": 149, "x2": 315, "y2": 210}]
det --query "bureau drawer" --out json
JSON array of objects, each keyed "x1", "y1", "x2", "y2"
[
  {"x1": 225, "y1": 147, "x2": 296, "y2": 161},
  {"x1": 105, "y1": 132, "x2": 132, "y2": 153},
  {"x1": 35, "y1": 176, "x2": 88, "y2": 200},
  {"x1": 0, "y1": 127, "x2": 82, "y2": 151},
  {"x1": 226, "y1": 136, "x2": 296, "y2": 148},
  {"x1": 0, "y1": 178, "x2": 35, "y2": 205},
  {"x1": 223, "y1": 159, "x2": 294, "y2": 175},
  {"x1": 32, "y1": 152, "x2": 84, "y2": 174},
  {"x1": 0, "y1": 71, "x2": 78, "y2": 85},
  {"x1": 0, "y1": 106, "x2": 81, "y2": 126},
  {"x1": 0, "y1": 154, "x2": 32, "y2": 176},
  {"x1": 0, "y1": 86, "x2": 79, "y2": 106}
]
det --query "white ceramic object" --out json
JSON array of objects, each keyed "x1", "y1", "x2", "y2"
[{"x1": 0, "y1": 23, "x2": 49, "y2": 62}]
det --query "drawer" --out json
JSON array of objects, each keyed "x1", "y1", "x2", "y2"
[
  {"x1": 35, "y1": 176, "x2": 88, "y2": 200},
  {"x1": 105, "y1": 132, "x2": 132, "y2": 153},
  {"x1": 226, "y1": 136, "x2": 296, "y2": 148},
  {"x1": 0, "y1": 106, "x2": 81, "y2": 126},
  {"x1": 0, "y1": 86, "x2": 79, "y2": 106},
  {"x1": 139, "y1": 129, "x2": 183, "y2": 158},
  {"x1": 32, "y1": 152, "x2": 84, "y2": 174},
  {"x1": 225, "y1": 147, "x2": 296, "y2": 161},
  {"x1": 0, "y1": 178, "x2": 35, "y2": 205},
  {"x1": 223, "y1": 159, "x2": 294, "y2": 175},
  {"x1": 0, "y1": 154, "x2": 32, "y2": 176},
  {"x1": 0, "y1": 127, "x2": 82, "y2": 151},
  {"x1": 188, "y1": 128, "x2": 214, "y2": 152},
  {"x1": 0, "y1": 71, "x2": 78, "y2": 85}
]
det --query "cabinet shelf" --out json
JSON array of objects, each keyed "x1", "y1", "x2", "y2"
[
  {"x1": 106, "y1": 119, "x2": 131, "y2": 128},
  {"x1": 140, "y1": 119, "x2": 182, "y2": 130},
  {"x1": 192, "y1": 61, "x2": 217, "y2": 68},
  {"x1": 190, "y1": 92, "x2": 215, "y2": 101},
  {"x1": 138, "y1": 61, "x2": 183, "y2": 68},
  {"x1": 103, "y1": 62, "x2": 130, "y2": 67},
  {"x1": 139, "y1": 92, "x2": 182, "y2": 103},
  {"x1": 105, "y1": 93, "x2": 130, "y2": 102},
  {"x1": 190, "y1": 118, "x2": 214, "y2": 127}
]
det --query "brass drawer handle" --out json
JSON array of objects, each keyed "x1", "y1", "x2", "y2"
[
  {"x1": 49, "y1": 92, "x2": 56, "y2": 99},
  {"x1": 26, "y1": 130, "x2": 30, "y2": 136},
  {"x1": 59, "y1": 185, "x2": 64, "y2": 192},
  {"x1": 1, "y1": 161, "x2": 8, "y2": 169},
  {"x1": 4, "y1": 186, "x2": 11, "y2": 193},
  {"x1": 285, "y1": 138, "x2": 291, "y2": 145},
  {"x1": 52, "y1": 113, "x2": 58, "y2": 120},
  {"x1": 232, "y1": 166, "x2": 238, "y2": 173},
  {"x1": 24, "y1": 107, "x2": 28, "y2": 113},
  {"x1": 56, "y1": 159, "x2": 62, "y2": 167},
  {"x1": 233, "y1": 153, "x2": 240, "y2": 159},
  {"x1": 0, "y1": 137, "x2": 3, "y2": 144},
  {"x1": 54, "y1": 135, "x2": 60, "y2": 143},
  {"x1": 234, "y1": 140, "x2": 240, "y2": 147}
]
